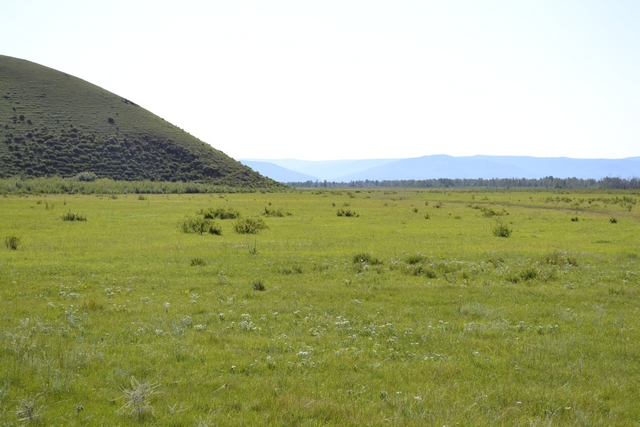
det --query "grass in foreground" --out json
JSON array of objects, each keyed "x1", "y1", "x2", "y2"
[{"x1": 0, "y1": 189, "x2": 638, "y2": 426}]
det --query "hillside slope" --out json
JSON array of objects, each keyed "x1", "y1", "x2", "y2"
[{"x1": 0, "y1": 55, "x2": 276, "y2": 186}]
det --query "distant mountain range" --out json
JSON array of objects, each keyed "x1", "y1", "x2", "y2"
[{"x1": 241, "y1": 155, "x2": 640, "y2": 183}]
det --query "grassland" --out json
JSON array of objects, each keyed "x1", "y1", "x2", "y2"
[{"x1": 0, "y1": 189, "x2": 639, "y2": 426}]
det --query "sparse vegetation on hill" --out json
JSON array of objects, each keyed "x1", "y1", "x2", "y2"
[{"x1": 0, "y1": 55, "x2": 279, "y2": 187}]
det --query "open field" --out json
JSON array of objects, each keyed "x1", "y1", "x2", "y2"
[{"x1": 1, "y1": 189, "x2": 639, "y2": 426}]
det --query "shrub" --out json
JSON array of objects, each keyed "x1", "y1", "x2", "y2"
[
  {"x1": 519, "y1": 267, "x2": 539, "y2": 281},
  {"x1": 353, "y1": 253, "x2": 382, "y2": 265},
  {"x1": 5, "y1": 235, "x2": 20, "y2": 250},
  {"x1": 199, "y1": 207, "x2": 240, "y2": 220},
  {"x1": 75, "y1": 171, "x2": 98, "y2": 182},
  {"x1": 610, "y1": 217, "x2": 618, "y2": 224},
  {"x1": 62, "y1": 212, "x2": 87, "y2": 221},
  {"x1": 481, "y1": 207, "x2": 508, "y2": 217},
  {"x1": 508, "y1": 267, "x2": 540, "y2": 283},
  {"x1": 252, "y1": 280, "x2": 265, "y2": 291},
  {"x1": 263, "y1": 207, "x2": 291, "y2": 217},
  {"x1": 337, "y1": 209, "x2": 359, "y2": 217},
  {"x1": 492, "y1": 222, "x2": 511, "y2": 237},
  {"x1": 180, "y1": 217, "x2": 222, "y2": 235},
  {"x1": 234, "y1": 217, "x2": 268, "y2": 234},
  {"x1": 570, "y1": 217, "x2": 579, "y2": 222}
]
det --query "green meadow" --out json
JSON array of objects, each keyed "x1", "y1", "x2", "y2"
[{"x1": 0, "y1": 189, "x2": 639, "y2": 426}]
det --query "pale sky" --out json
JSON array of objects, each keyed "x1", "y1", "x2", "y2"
[{"x1": 2, "y1": 0, "x2": 639, "y2": 160}]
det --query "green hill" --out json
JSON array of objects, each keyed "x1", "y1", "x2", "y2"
[{"x1": 0, "y1": 55, "x2": 277, "y2": 187}]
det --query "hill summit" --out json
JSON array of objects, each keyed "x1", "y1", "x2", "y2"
[{"x1": 0, "y1": 55, "x2": 275, "y2": 186}]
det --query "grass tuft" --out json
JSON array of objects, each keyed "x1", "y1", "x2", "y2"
[
  {"x1": 190, "y1": 258, "x2": 206, "y2": 267},
  {"x1": 405, "y1": 254, "x2": 426, "y2": 265},
  {"x1": 16, "y1": 396, "x2": 41, "y2": 423},
  {"x1": 4, "y1": 235, "x2": 20, "y2": 250},
  {"x1": 61, "y1": 212, "x2": 87, "y2": 221},
  {"x1": 263, "y1": 207, "x2": 291, "y2": 217},
  {"x1": 542, "y1": 250, "x2": 578, "y2": 267},
  {"x1": 353, "y1": 253, "x2": 383, "y2": 265},
  {"x1": 119, "y1": 377, "x2": 158, "y2": 420}
]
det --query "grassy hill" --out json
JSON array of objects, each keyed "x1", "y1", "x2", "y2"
[{"x1": 0, "y1": 55, "x2": 277, "y2": 187}]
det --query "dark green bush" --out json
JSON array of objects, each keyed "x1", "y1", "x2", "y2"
[
  {"x1": 234, "y1": 218, "x2": 268, "y2": 234},
  {"x1": 180, "y1": 216, "x2": 222, "y2": 235},
  {"x1": 199, "y1": 207, "x2": 240, "y2": 220},
  {"x1": 492, "y1": 222, "x2": 511, "y2": 237},
  {"x1": 252, "y1": 280, "x2": 265, "y2": 291},
  {"x1": 62, "y1": 212, "x2": 87, "y2": 221},
  {"x1": 337, "y1": 209, "x2": 359, "y2": 217},
  {"x1": 190, "y1": 258, "x2": 206, "y2": 266},
  {"x1": 5, "y1": 235, "x2": 20, "y2": 250}
]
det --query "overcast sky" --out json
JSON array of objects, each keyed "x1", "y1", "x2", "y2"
[{"x1": 2, "y1": 1, "x2": 639, "y2": 160}]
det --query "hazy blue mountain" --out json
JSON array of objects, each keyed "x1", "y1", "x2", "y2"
[
  {"x1": 473, "y1": 156, "x2": 640, "y2": 179},
  {"x1": 243, "y1": 155, "x2": 640, "y2": 182},
  {"x1": 241, "y1": 158, "x2": 398, "y2": 181},
  {"x1": 240, "y1": 161, "x2": 318, "y2": 182},
  {"x1": 336, "y1": 155, "x2": 525, "y2": 181},
  {"x1": 336, "y1": 155, "x2": 640, "y2": 181}
]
